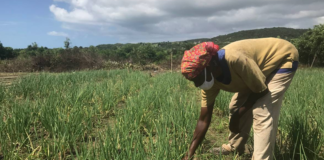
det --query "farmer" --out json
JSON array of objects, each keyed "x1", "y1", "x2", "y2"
[{"x1": 181, "y1": 38, "x2": 299, "y2": 160}]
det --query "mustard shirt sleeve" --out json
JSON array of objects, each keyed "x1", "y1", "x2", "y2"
[
  {"x1": 229, "y1": 53, "x2": 268, "y2": 93},
  {"x1": 201, "y1": 87, "x2": 220, "y2": 108}
]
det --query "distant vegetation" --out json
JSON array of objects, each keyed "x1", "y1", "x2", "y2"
[
  {"x1": 183, "y1": 27, "x2": 308, "y2": 47},
  {"x1": 1, "y1": 26, "x2": 324, "y2": 72},
  {"x1": 292, "y1": 24, "x2": 324, "y2": 66}
]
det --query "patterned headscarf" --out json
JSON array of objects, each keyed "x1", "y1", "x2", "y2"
[{"x1": 181, "y1": 42, "x2": 219, "y2": 80}]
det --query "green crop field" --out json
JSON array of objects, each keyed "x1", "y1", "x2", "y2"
[{"x1": 0, "y1": 69, "x2": 323, "y2": 159}]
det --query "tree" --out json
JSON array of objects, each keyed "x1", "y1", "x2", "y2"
[
  {"x1": 27, "y1": 42, "x2": 38, "y2": 51},
  {"x1": 64, "y1": 37, "x2": 71, "y2": 49},
  {"x1": 0, "y1": 41, "x2": 5, "y2": 59},
  {"x1": 0, "y1": 42, "x2": 16, "y2": 59},
  {"x1": 293, "y1": 24, "x2": 324, "y2": 67},
  {"x1": 32, "y1": 42, "x2": 38, "y2": 50}
]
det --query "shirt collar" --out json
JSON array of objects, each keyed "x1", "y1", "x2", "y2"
[{"x1": 216, "y1": 49, "x2": 231, "y2": 85}]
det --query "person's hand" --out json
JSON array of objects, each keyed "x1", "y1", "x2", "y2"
[{"x1": 229, "y1": 110, "x2": 240, "y2": 134}]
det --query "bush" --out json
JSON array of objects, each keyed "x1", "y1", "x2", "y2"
[
  {"x1": 0, "y1": 58, "x2": 33, "y2": 72},
  {"x1": 52, "y1": 50, "x2": 104, "y2": 72},
  {"x1": 0, "y1": 49, "x2": 106, "y2": 72},
  {"x1": 32, "y1": 54, "x2": 53, "y2": 71}
]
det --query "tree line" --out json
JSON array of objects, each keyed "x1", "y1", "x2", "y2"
[{"x1": 0, "y1": 25, "x2": 323, "y2": 72}]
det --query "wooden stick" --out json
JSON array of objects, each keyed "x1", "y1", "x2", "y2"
[
  {"x1": 171, "y1": 51, "x2": 173, "y2": 72},
  {"x1": 311, "y1": 53, "x2": 317, "y2": 68}
]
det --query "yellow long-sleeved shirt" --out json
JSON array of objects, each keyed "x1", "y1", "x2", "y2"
[{"x1": 201, "y1": 38, "x2": 299, "y2": 108}]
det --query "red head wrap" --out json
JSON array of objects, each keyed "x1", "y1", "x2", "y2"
[{"x1": 181, "y1": 42, "x2": 219, "y2": 80}]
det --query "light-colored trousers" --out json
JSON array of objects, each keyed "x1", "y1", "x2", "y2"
[{"x1": 226, "y1": 72, "x2": 295, "y2": 160}]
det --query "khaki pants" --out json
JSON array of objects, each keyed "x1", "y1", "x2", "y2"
[{"x1": 226, "y1": 72, "x2": 295, "y2": 160}]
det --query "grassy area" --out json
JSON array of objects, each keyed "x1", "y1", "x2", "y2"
[{"x1": 0, "y1": 69, "x2": 323, "y2": 159}]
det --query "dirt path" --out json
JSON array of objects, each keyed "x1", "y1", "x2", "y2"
[{"x1": 0, "y1": 72, "x2": 29, "y2": 86}]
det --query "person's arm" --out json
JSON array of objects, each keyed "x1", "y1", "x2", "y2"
[
  {"x1": 182, "y1": 89, "x2": 219, "y2": 160},
  {"x1": 183, "y1": 104, "x2": 214, "y2": 160},
  {"x1": 229, "y1": 88, "x2": 269, "y2": 133}
]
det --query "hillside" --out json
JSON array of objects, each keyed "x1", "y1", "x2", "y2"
[
  {"x1": 97, "y1": 27, "x2": 308, "y2": 49},
  {"x1": 181, "y1": 27, "x2": 308, "y2": 47}
]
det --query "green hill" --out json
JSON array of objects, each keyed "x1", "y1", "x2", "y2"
[
  {"x1": 182, "y1": 27, "x2": 308, "y2": 47},
  {"x1": 97, "y1": 27, "x2": 308, "y2": 50}
]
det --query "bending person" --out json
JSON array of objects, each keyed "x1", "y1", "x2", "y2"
[{"x1": 181, "y1": 38, "x2": 299, "y2": 160}]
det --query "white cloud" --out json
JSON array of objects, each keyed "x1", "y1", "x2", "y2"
[
  {"x1": 49, "y1": 0, "x2": 324, "y2": 43},
  {"x1": 285, "y1": 10, "x2": 324, "y2": 19},
  {"x1": 316, "y1": 16, "x2": 324, "y2": 24},
  {"x1": 47, "y1": 31, "x2": 69, "y2": 37},
  {"x1": 50, "y1": 5, "x2": 96, "y2": 24}
]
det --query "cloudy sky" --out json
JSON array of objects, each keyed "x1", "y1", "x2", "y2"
[{"x1": 1, "y1": 0, "x2": 324, "y2": 48}]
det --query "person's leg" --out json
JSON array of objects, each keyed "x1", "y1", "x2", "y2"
[
  {"x1": 251, "y1": 91, "x2": 273, "y2": 160},
  {"x1": 252, "y1": 72, "x2": 295, "y2": 160},
  {"x1": 227, "y1": 91, "x2": 253, "y2": 154},
  {"x1": 268, "y1": 72, "x2": 295, "y2": 159}
]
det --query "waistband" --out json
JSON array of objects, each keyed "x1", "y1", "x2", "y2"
[{"x1": 272, "y1": 61, "x2": 298, "y2": 74}]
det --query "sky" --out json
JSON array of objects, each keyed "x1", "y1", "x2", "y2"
[{"x1": 1, "y1": 0, "x2": 324, "y2": 49}]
